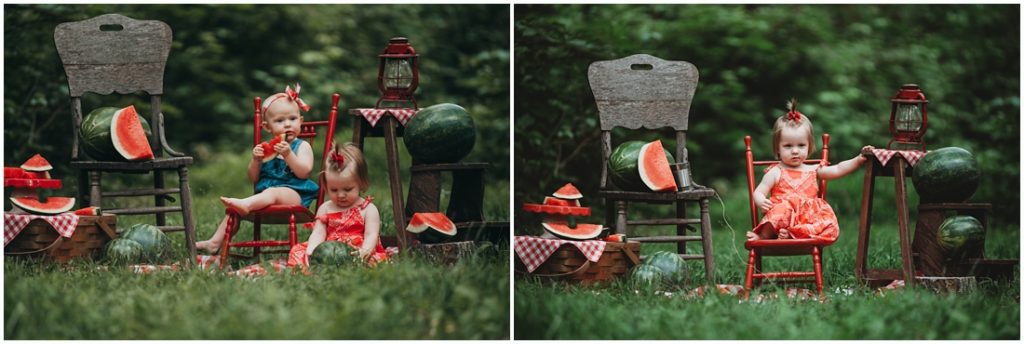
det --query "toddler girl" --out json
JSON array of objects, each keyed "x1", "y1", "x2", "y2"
[
  {"x1": 746, "y1": 100, "x2": 873, "y2": 243},
  {"x1": 196, "y1": 84, "x2": 319, "y2": 253},
  {"x1": 287, "y1": 142, "x2": 391, "y2": 267}
]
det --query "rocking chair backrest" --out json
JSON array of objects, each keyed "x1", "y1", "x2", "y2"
[
  {"x1": 252, "y1": 94, "x2": 340, "y2": 209},
  {"x1": 587, "y1": 54, "x2": 699, "y2": 189},
  {"x1": 743, "y1": 134, "x2": 831, "y2": 226}
]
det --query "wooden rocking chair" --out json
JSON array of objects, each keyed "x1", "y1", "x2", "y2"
[
  {"x1": 742, "y1": 134, "x2": 832, "y2": 294},
  {"x1": 55, "y1": 14, "x2": 197, "y2": 259}
]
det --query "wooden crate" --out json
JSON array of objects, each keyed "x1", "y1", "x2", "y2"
[
  {"x1": 515, "y1": 241, "x2": 641, "y2": 285},
  {"x1": 5, "y1": 214, "x2": 117, "y2": 262}
]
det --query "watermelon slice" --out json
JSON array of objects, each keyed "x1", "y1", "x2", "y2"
[
  {"x1": 637, "y1": 140, "x2": 678, "y2": 192},
  {"x1": 541, "y1": 220, "x2": 603, "y2": 240},
  {"x1": 5, "y1": 167, "x2": 27, "y2": 179},
  {"x1": 110, "y1": 105, "x2": 155, "y2": 161},
  {"x1": 20, "y1": 154, "x2": 52, "y2": 171},
  {"x1": 10, "y1": 196, "x2": 76, "y2": 215},
  {"x1": 542, "y1": 196, "x2": 580, "y2": 207},
  {"x1": 406, "y1": 212, "x2": 458, "y2": 243},
  {"x1": 552, "y1": 183, "x2": 583, "y2": 199},
  {"x1": 74, "y1": 206, "x2": 102, "y2": 216},
  {"x1": 260, "y1": 134, "x2": 287, "y2": 162},
  {"x1": 605, "y1": 234, "x2": 626, "y2": 242}
]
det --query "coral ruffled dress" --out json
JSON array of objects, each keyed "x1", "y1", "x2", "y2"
[
  {"x1": 288, "y1": 196, "x2": 391, "y2": 267},
  {"x1": 753, "y1": 165, "x2": 839, "y2": 243}
]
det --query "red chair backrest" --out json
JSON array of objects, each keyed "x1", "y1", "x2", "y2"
[
  {"x1": 743, "y1": 134, "x2": 830, "y2": 227},
  {"x1": 252, "y1": 94, "x2": 340, "y2": 209}
]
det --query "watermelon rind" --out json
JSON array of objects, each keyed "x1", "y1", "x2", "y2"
[
  {"x1": 80, "y1": 107, "x2": 152, "y2": 161},
  {"x1": 645, "y1": 251, "x2": 689, "y2": 286},
  {"x1": 406, "y1": 212, "x2": 458, "y2": 243},
  {"x1": 541, "y1": 221, "x2": 603, "y2": 240},
  {"x1": 632, "y1": 264, "x2": 665, "y2": 287},
  {"x1": 637, "y1": 140, "x2": 678, "y2": 192},
  {"x1": 73, "y1": 206, "x2": 102, "y2": 216},
  {"x1": 912, "y1": 147, "x2": 981, "y2": 203},
  {"x1": 937, "y1": 215, "x2": 986, "y2": 257},
  {"x1": 105, "y1": 238, "x2": 144, "y2": 265},
  {"x1": 20, "y1": 154, "x2": 53, "y2": 171},
  {"x1": 110, "y1": 106, "x2": 155, "y2": 161},
  {"x1": 608, "y1": 140, "x2": 675, "y2": 191},
  {"x1": 310, "y1": 241, "x2": 356, "y2": 267},
  {"x1": 552, "y1": 183, "x2": 584, "y2": 199},
  {"x1": 121, "y1": 223, "x2": 172, "y2": 262},
  {"x1": 10, "y1": 196, "x2": 76, "y2": 215},
  {"x1": 403, "y1": 103, "x2": 476, "y2": 164}
]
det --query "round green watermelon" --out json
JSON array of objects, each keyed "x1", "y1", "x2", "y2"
[
  {"x1": 105, "y1": 238, "x2": 143, "y2": 265},
  {"x1": 912, "y1": 147, "x2": 980, "y2": 203},
  {"x1": 310, "y1": 241, "x2": 356, "y2": 267},
  {"x1": 645, "y1": 251, "x2": 688, "y2": 286},
  {"x1": 80, "y1": 107, "x2": 152, "y2": 161},
  {"x1": 403, "y1": 103, "x2": 476, "y2": 164},
  {"x1": 121, "y1": 223, "x2": 172, "y2": 262},
  {"x1": 631, "y1": 264, "x2": 665, "y2": 286},
  {"x1": 608, "y1": 141, "x2": 675, "y2": 191},
  {"x1": 937, "y1": 215, "x2": 986, "y2": 257}
]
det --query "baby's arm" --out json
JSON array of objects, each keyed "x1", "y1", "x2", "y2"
[
  {"x1": 304, "y1": 203, "x2": 332, "y2": 255},
  {"x1": 753, "y1": 167, "x2": 780, "y2": 212},
  {"x1": 279, "y1": 140, "x2": 315, "y2": 179},
  {"x1": 359, "y1": 203, "x2": 382, "y2": 260},
  {"x1": 247, "y1": 145, "x2": 263, "y2": 183},
  {"x1": 818, "y1": 145, "x2": 874, "y2": 180}
]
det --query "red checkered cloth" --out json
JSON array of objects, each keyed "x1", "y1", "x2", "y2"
[
  {"x1": 514, "y1": 236, "x2": 607, "y2": 273},
  {"x1": 4, "y1": 212, "x2": 79, "y2": 246},
  {"x1": 353, "y1": 108, "x2": 418, "y2": 128},
  {"x1": 869, "y1": 148, "x2": 928, "y2": 167}
]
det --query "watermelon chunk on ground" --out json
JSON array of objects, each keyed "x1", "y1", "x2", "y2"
[
  {"x1": 20, "y1": 154, "x2": 53, "y2": 171},
  {"x1": 541, "y1": 221, "x2": 603, "y2": 240},
  {"x1": 552, "y1": 183, "x2": 583, "y2": 199},
  {"x1": 10, "y1": 196, "x2": 76, "y2": 215},
  {"x1": 406, "y1": 212, "x2": 458, "y2": 243},
  {"x1": 637, "y1": 140, "x2": 678, "y2": 192},
  {"x1": 110, "y1": 105, "x2": 155, "y2": 161}
]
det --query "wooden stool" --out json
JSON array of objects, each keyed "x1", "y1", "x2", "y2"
[
  {"x1": 912, "y1": 203, "x2": 991, "y2": 276},
  {"x1": 406, "y1": 162, "x2": 509, "y2": 245},
  {"x1": 856, "y1": 150, "x2": 916, "y2": 288},
  {"x1": 349, "y1": 109, "x2": 410, "y2": 248}
]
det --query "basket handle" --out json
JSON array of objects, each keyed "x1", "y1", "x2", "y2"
[
  {"x1": 619, "y1": 243, "x2": 641, "y2": 265},
  {"x1": 5, "y1": 237, "x2": 64, "y2": 256},
  {"x1": 514, "y1": 260, "x2": 592, "y2": 278},
  {"x1": 95, "y1": 219, "x2": 117, "y2": 239}
]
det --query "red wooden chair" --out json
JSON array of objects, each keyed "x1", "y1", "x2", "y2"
[
  {"x1": 218, "y1": 94, "x2": 340, "y2": 267},
  {"x1": 742, "y1": 134, "x2": 832, "y2": 295}
]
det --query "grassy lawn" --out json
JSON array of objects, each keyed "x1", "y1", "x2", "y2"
[
  {"x1": 514, "y1": 174, "x2": 1019, "y2": 340},
  {"x1": 4, "y1": 132, "x2": 511, "y2": 340}
]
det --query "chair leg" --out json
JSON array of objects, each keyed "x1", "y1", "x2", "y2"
[
  {"x1": 154, "y1": 170, "x2": 166, "y2": 227},
  {"x1": 754, "y1": 251, "x2": 763, "y2": 287},
  {"x1": 254, "y1": 218, "x2": 262, "y2": 262},
  {"x1": 178, "y1": 167, "x2": 197, "y2": 261},
  {"x1": 675, "y1": 200, "x2": 687, "y2": 255},
  {"x1": 813, "y1": 246, "x2": 824, "y2": 295},
  {"x1": 89, "y1": 171, "x2": 102, "y2": 207},
  {"x1": 744, "y1": 249, "x2": 757, "y2": 290},
  {"x1": 219, "y1": 213, "x2": 238, "y2": 270},
  {"x1": 699, "y1": 198, "x2": 715, "y2": 283},
  {"x1": 615, "y1": 201, "x2": 627, "y2": 236}
]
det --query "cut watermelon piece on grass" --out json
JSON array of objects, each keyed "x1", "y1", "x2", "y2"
[
  {"x1": 260, "y1": 134, "x2": 287, "y2": 163},
  {"x1": 10, "y1": 196, "x2": 76, "y2": 215},
  {"x1": 637, "y1": 140, "x2": 678, "y2": 192},
  {"x1": 552, "y1": 183, "x2": 583, "y2": 199},
  {"x1": 74, "y1": 206, "x2": 102, "y2": 216},
  {"x1": 20, "y1": 154, "x2": 53, "y2": 171},
  {"x1": 406, "y1": 212, "x2": 458, "y2": 243},
  {"x1": 110, "y1": 105, "x2": 155, "y2": 161},
  {"x1": 541, "y1": 220, "x2": 603, "y2": 240},
  {"x1": 542, "y1": 196, "x2": 580, "y2": 207}
]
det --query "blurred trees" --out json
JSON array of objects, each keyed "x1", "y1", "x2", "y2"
[
  {"x1": 515, "y1": 4, "x2": 1019, "y2": 225},
  {"x1": 4, "y1": 4, "x2": 509, "y2": 179}
]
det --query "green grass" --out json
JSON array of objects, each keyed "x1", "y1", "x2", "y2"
[
  {"x1": 5, "y1": 134, "x2": 510, "y2": 340},
  {"x1": 514, "y1": 176, "x2": 1019, "y2": 340}
]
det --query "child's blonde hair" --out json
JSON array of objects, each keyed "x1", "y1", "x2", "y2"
[
  {"x1": 324, "y1": 142, "x2": 369, "y2": 191},
  {"x1": 771, "y1": 99, "x2": 815, "y2": 159},
  {"x1": 262, "y1": 83, "x2": 311, "y2": 120}
]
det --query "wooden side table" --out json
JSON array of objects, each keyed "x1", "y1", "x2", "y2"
[
  {"x1": 349, "y1": 109, "x2": 411, "y2": 248},
  {"x1": 856, "y1": 149, "x2": 917, "y2": 288},
  {"x1": 406, "y1": 162, "x2": 510, "y2": 245}
]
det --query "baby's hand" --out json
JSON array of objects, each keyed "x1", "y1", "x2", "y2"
[
  {"x1": 252, "y1": 145, "x2": 265, "y2": 160},
  {"x1": 358, "y1": 247, "x2": 372, "y2": 260},
  {"x1": 756, "y1": 198, "x2": 773, "y2": 212},
  {"x1": 273, "y1": 141, "x2": 291, "y2": 158}
]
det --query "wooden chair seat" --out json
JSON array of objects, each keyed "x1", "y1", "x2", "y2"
[
  {"x1": 598, "y1": 186, "x2": 717, "y2": 201},
  {"x1": 71, "y1": 157, "x2": 193, "y2": 171}
]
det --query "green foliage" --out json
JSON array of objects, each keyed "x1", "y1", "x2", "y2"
[{"x1": 514, "y1": 4, "x2": 1019, "y2": 227}]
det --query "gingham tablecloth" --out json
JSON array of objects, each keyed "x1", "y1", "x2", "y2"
[
  {"x1": 869, "y1": 148, "x2": 928, "y2": 167},
  {"x1": 4, "y1": 212, "x2": 79, "y2": 246},
  {"x1": 514, "y1": 236, "x2": 607, "y2": 273},
  {"x1": 353, "y1": 108, "x2": 418, "y2": 128}
]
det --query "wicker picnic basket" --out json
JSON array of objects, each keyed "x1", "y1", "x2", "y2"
[
  {"x1": 515, "y1": 241, "x2": 642, "y2": 285},
  {"x1": 5, "y1": 214, "x2": 117, "y2": 262}
]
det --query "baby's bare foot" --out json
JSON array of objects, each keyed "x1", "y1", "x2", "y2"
[
  {"x1": 196, "y1": 240, "x2": 221, "y2": 254},
  {"x1": 220, "y1": 197, "x2": 250, "y2": 216}
]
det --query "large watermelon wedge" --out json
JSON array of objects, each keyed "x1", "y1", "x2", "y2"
[
  {"x1": 637, "y1": 140, "x2": 678, "y2": 192},
  {"x1": 406, "y1": 212, "x2": 458, "y2": 243},
  {"x1": 10, "y1": 196, "x2": 76, "y2": 215},
  {"x1": 20, "y1": 154, "x2": 52, "y2": 172},
  {"x1": 80, "y1": 106, "x2": 152, "y2": 161},
  {"x1": 552, "y1": 183, "x2": 583, "y2": 199},
  {"x1": 110, "y1": 105, "x2": 155, "y2": 161},
  {"x1": 403, "y1": 103, "x2": 476, "y2": 164},
  {"x1": 912, "y1": 147, "x2": 980, "y2": 203},
  {"x1": 608, "y1": 140, "x2": 675, "y2": 191},
  {"x1": 541, "y1": 221, "x2": 603, "y2": 240}
]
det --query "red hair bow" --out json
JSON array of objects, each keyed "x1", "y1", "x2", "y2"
[
  {"x1": 786, "y1": 99, "x2": 802, "y2": 123},
  {"x1": 331, "y1": 151, "x2": 345, "y2": 166},
  {"x1": 285, "y1": 84, "x2": 311, "y2": 112}
]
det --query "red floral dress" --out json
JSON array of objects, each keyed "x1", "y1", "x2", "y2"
[
  {"x1": 288, "y1": 196, "x2": 390, "y2": 267},
  {"x1": 753, "y1": 165, "x2": 839, "y2": 243}
]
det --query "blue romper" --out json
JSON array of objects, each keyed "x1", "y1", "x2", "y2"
[{"x1": 255, "y1": 138, "x2": 319, "y2": 207}]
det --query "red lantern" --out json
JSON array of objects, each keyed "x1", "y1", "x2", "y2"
[
  {"x1": 888, "y1": 84, "x2": 928, "y2": 150},
  {"x1": 376, "y1": 37, "x2": 419, "y2": 109}
]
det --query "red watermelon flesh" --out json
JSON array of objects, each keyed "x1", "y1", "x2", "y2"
[
  {"x1": 5, "y1": 167, "x2": 27, "y2": 179},
  {"x1": 637, "y1": 140, "x2": 678, "y2": 192},
  {"x1": 74, "y1": 206, "x2": 102, "y2": 216},
  {"x1": 110, "y1": 105, "x2": 154, "y2": 161},
  {"x1": 260, "y1": 134, "x2": 287, "y2": 163},
  {"x1": 11, "y1": 196, "x2": 76, "y2": 215},
  {"x1": 20, "y1": 154, "x2": 52, "y2": 171},
  {"x1": 542, "y1": 196, "x2": 580, "y2": 207},
  {"x1": 552, "y1": 183, "x2": 583, "y2": 199},
  {"x1": 541, "y1": 221, "x2": 603, "y2": 240},
  {"x1": 406, "y1": 212, "x2": 458, "y2": 243}
]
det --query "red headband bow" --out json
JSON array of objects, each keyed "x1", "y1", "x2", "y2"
[
  {"x1": 331, "y1": 151, "x2": 345, "y2": 166},
  {"x1": 285, "y1": 84, "x2": 311, "y2": 112},
  {"x1": 786, "y1": 99, "x2": 802, "y2": 123}
]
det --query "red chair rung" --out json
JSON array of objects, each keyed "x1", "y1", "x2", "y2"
[{"x1": 229, "y1": 240, "x2": 291, "y2": 248}]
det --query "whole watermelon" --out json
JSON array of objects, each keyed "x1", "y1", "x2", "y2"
[
  {"x1": 104, "y1": 238, "x2": 144, "y2": 265},
  {"x1": 912, "y1": 147, "x2": 980, "y2": 203},
  {"x1": 645, "y1": 251, "x2": 689, "y2": 286},
  {"x1": 80, "y1": 107, "x2": 152, "y2": 161},
  {"x1": 631, "y1": 264, "x2": 665, "y2": 287},
  {"x1": 310, "y1": 241, "x2": 356, "y2": 267},
  {"x1": 403, "y1": 103, "x2": 476, "y2": 164},
  {"x1": 121, "y1": 223, "x2": 172, "y2": 262},
  {"x1": 937, "y1": 215, "x2": 986, "y2": 258},
  {"x1": 608, "y1": 141, "x2": 675, "y2": 191}
]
